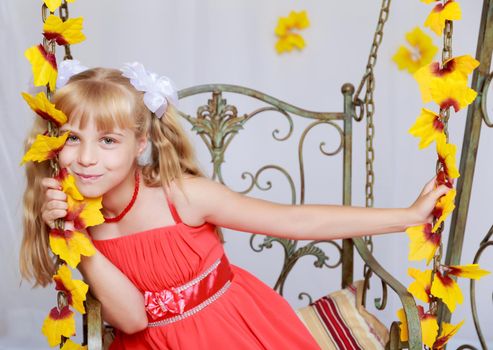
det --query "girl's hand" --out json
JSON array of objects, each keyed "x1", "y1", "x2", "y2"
[
  {"x1": 408, "y1": 176, "x2": 452, "y2": 227},
  {"x1": 40, "y1": 177, "x2": 72, "y2": 230}
]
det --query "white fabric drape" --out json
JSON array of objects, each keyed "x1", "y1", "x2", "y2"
[{"x1": 1, "y1": 1, "x2": 491, "y2": 348}]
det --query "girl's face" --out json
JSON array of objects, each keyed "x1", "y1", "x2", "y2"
[{"x1": 59, "y1": 118, "x2": 145, "y2": 198}]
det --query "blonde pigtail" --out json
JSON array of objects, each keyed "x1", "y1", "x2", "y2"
[
  {"x1": 20, "y1": 118, "x2": 56, "y2": 286},
  {"x1": 142, "y1": 107, "x2": 224, "y2": 243}
]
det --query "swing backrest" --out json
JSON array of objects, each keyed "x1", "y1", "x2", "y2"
[{"x1": 84, "y1": 82, "x2": 424, "y2": 350}]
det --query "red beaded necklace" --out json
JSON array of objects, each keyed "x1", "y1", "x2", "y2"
[{"x1": 103, "y1": 170, "x2": 140, "y2": 223}]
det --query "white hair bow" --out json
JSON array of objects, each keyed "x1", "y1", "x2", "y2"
[
  {"x1": 120, "y1": 62, "x2": 178, "y2": 119},
  {"x1": 57, "y1": 59, "x2": 88, "y2": 88}
]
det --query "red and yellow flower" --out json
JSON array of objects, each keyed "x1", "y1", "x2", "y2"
[
  {"x1": 275, "y1": 10, "x2": 310, "y2": 54},
  {"x1": 49, "y1": 228, "x2": 95, "y2": 268},
  {"x1": 436, "y1": 133, "x2": 460, "y2": 180},
  {"x1": 397, "y1": 306, "x2": 438, "y2": 348},
  {"x1": 430, "y1": 270, "x2": 463, "y2": 312},
  {"x1": 429, "y1": 77, "x2": 477, "y2": 112},
  {"x1": 433, "y1": 320, "x2": 464, "y2": 349},
  {"x1": 21, "y1": 91, "x2": 68, "y2": 126},
  {"x1": 41, "y1": 306, "x2": 76, "y2": 347},
  {"x1": 414, "y1": 55, "x2": 479, "y2": 103},
  {"x1": 21, "y1": 132, "x2": 69, "y2": 165},
  {"x1": 56, "y1": 168, "x2": 84, "y2": 201},
  {"x1": 406, "y1": 223, "x2": 440, "y2": 264},
  {"x1": 423, "y1": 0, "x2": 462, "y2": 35},
  {"x1": 53, "y1": 264, "x2": 89, "y2": 314},
  {"x1": 66, "y1": 195, "x2": 104, "y2": 230},
  {"x1": 407, "y1": 268, "x2": 432, "y2": 303},
  {"x1": 408, "y1": 108, "x2": 444, "y2": 149},
  {"x1": 432, "y1": 189, "x2": 456, "y2": 232},
  {"x1": 446, "y1": 264, "x2": 490, "y2": 279},
  {"x1": 393, "y1": 27, "x2": 438, "y2": 74},
  {"x1": 25, "y1": 44, "x2": 58, "y2": 90},
  {"x1": 43, "y1": 15, "x2": 86, "y2": 46}
]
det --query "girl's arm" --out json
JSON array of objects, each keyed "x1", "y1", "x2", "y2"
[
  {"x1": 77, "y1": 246, "x2": 148, "y2": 334},
  {"x1": 174, "y1": 176, "x2": 449, "y2": 240},
  {"x1": 41, "y1": 178, "x2": 148, "y2": 334}
]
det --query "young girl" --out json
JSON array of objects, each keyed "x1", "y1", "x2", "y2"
[{"x1": 20, "y1": 63, "x2": 450, "y2": 349}]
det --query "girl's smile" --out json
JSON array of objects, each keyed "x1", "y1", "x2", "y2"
[{"x1": 74, "y1": 172, "x2": 103, "y2": 183}]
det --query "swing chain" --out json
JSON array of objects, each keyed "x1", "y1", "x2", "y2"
[
  {"x1": 353, "y1": 0, "x2": 391, "y2": 254},
  {"x1": 59, "y1": 1, "x2": 73, "y2": 60}
]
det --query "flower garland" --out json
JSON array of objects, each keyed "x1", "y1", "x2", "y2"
[
  {"x1": 395, "y1": 1, "x2": 490, "y2": 348},
  {"x1": 22, "y1": 1, "x2": 103, "y2": 349}
]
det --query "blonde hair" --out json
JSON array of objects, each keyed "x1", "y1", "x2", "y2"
[{"x1": 20, "y1": 67, "x2": 222, "y2": 287}]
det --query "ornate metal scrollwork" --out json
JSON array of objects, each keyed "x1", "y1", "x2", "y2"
[
  {"x1": 457, "y1": 225, "x2": 493, "y2": 350},
  {"x1": 178, "y1": 88, "x2": 348, "y2": 303},
  {"x1": 386, "y1": 321, "x2": 404, "y2": 350},
  {"x1": 362, "y1": 264, "x2": 388, "y2": 311}
]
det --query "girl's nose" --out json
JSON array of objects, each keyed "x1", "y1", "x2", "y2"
[{"x1": 78, "y1": 143, "x2": 98, "y2": 166}]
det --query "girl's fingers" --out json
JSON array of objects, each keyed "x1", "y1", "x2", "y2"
[
  {"x1": 420, "y1": 175, "x2": 438, "y2": 196},
  {"x1": 41, "y1": 177, "x2": 62, "y2": 190},
  {"x1": 46, "y1": 188, "x2": 67, "y2": 201},
  {"x1": 432, "y1": 184, "x2": 450, "y2": 200},
  {"x1": 46, "y1": 200, "x2": 68, "y2": 211}
]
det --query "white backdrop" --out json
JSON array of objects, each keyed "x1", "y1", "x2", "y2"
[{"x1": 1, "y1": 1, "x2": 492, "y2": 349}]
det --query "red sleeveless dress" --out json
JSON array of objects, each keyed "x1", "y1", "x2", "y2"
[{"x1": 92, "y1": 200, "x2": 320, "y2": 349}]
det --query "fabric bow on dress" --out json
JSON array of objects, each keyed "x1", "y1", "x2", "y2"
[{"x1": 144, "y1": 289, "x2": 186, "y2": 320}]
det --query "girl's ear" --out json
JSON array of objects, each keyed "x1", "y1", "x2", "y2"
[
  {"x1": 137, "y1": 136, "x2": 148, "y2": 156},
  {"x1": 137, "y1": 136, "x2": 152, "y2": 166}
]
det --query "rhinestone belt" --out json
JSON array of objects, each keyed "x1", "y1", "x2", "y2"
[{"x1": 145, "y1": 255, "x2": 233, "y2": 327}]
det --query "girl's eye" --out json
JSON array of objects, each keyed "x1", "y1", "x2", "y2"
[
  {"x1": 102, "y1": 137, "x2": 116, "y2": 145},
  {"x1": 66, "y1": 135, "x2": 79, "y2": 143}
]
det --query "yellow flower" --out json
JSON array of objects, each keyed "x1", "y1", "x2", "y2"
[
  {"x1": 21, "y1": 91, "x2": 68, "y2": 127},
  {"x1": 61, "y1": 339, "x2": 88, "y2": 350},
  {"x1": 433, "y1": 320, "x2": 465, "y2": 349},
  {"x1": 41, "y1": 306, "x2": 76, "y2": 347},
  {"x1": 44, "y1": 0, "x2": 76, "y2": 13},
  {"x1": 56, "y1": 168, "x2": 84, "y2": 201},
  {"x1": 66, "y1": 195, "x2": 104, "y2": 230},
  {"x1": 393, "y1": 27, "x2": 437, "y2": 74},
  {"x1": 447, "y1": 264, "x2": 490, "y2": 279},
  {"x1": 406, "y1": 223, "x2": 440, "y2": 264},
  {"x1": 408, "y1": 108, "x2": 444, "y2": 149},
  {"x1": 436, "y1": 134, "x2": 460, "y2": 180},
  {"x1": 275, "y1": 10, "x2": 309, "y2": 54},
  {"x1": 25, "y1": 44, "x2": 58, "y2": 91},
  {"x1": 275, "y1": 34, "x2": 306, "y2": 54},
  {"x1": 407, "y1": 268, "x2": 432, "y2": 303},
  {"x1": 53, "y1": 264, "x2": 89, "y2": 314},
  {"x1": 414, "y1": 55, "x2": 479, "y2": 103},
  {"x1": 21, "y1": 132, "x2": 69, "y2": 165},
  {"x1": 432, "y1": 189, "x2": 456, "y2": 232},
  {"x1": 431, "y1": 271, "x2": 463, "y2": 312},
  {"x1": 429, "y1": 77, "x2": 477, "y2": 112},
  {"x1": 397, "y1": 306, "x2": 438, "y2": 348},
  {"x1": 49, "y1": 228, "x2": 96, "y2": 268},
  {"x1": 424, "y1": 0, "x2": 462, "y2": 35},
  {"x1": 43, "y1": 15, "x2": 85, "y2": 46}
]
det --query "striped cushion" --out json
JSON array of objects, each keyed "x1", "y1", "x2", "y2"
[{"x1": 296, "y1": 281, "x2": 389, "y2": 350}]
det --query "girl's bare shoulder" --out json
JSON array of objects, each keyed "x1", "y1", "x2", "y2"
[{"x1": 167, "y1": 176, "x2": 219, "y2": 226}]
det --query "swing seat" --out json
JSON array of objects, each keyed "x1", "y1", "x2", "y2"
[{"x1": 296, "y1": 280, "x2": 389, "y2": 350}]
